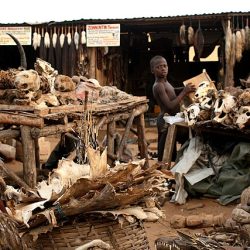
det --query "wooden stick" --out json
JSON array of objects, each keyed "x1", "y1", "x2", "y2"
[
  {"x1": 0, "y1": 160, "x2": 32, "y2": 190},
  {"x1": 0, "y1": 129, "x2": 20, "y2": 141}
]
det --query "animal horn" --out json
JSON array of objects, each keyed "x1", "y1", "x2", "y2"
[{"x1": 6, "y1": 33, "x2": 27, "y2": 69}]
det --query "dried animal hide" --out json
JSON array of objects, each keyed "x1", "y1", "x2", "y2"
[
  {"x1": 225, "y1": 20, "x2": 232, "y2": 64},
  {"x1": 74, "y1": 30, "x2": 80, "y2": 50},
  {"x1": 241, "y1": 28, "x2": 246, "y2": 51},
  {"x1": 59, "y1": 33, "x2": 65, "y2": 48},
  {"x1": 179, "y1": 24, "x2": 186, "y2": 45},
  {"x1": 229, "y1": 33, "x2": 236, "y2": 69},
  {"x1": 235, "y1": 30, "x2": 243, "y2": 62},
  {"x1": 194, "y1": 24, "x2": 204, "y2": 61},
  {"x1": 238, "y1": 88, "x2": 250, "y2": 106},
  {"x1": 187, "y1": 25, "x2": 194, "y2": 45},
  {"x1": 245, "y1": 19, "x2": 250, "y2": 50},
  {"x1": 0, "y1": 69, "x2": 18, "y2": 89},
  {"x1": 67, "y1": 32, "x2": 72, "y2": 45}
]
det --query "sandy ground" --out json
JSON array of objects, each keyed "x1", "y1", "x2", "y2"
[{"x1": 3, "y1": 125, "x2": 237, "y2": 250}]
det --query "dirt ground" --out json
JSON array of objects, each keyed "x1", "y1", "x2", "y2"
[{"x1": 129, "y1": 126, "x2": 236, "y2": 249}]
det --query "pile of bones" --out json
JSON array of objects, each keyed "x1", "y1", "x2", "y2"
[{"x1": 183, "y1": 80, "x2": 250, "y2": 129}]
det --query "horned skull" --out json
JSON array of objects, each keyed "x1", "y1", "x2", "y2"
[
  {"x1": 235, "y1": 106, "x2": 250, "y2": 129},
  {"x1": 184, "y1": 103, "x2": 200, "y2": 126},
  {"x1": 14, "y1": 69, "x2": 40, "y2": 91}
]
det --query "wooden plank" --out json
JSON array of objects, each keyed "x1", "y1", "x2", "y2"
[
  {"x1": 0, "y1": 112, "x2": 44, "y2": 128},
  {"x1": 107, "y1": 120, "x2": 116, "y2": 165},
  {"x1": 162, "y1": 124, "x2": 178, "y2": 168},
  {"x1": 0, "y1": 104, "x2": 35, "y2": 112},
  {"x1": 20, "y1": 126, "x2": 37, "y2": 188}
]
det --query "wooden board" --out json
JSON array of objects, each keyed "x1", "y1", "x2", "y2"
[{"x1": 183, "y1": 71, "x2": 214, "y2": 100}]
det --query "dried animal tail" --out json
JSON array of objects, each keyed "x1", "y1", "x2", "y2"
[{"x1": 6, "y1": 33, "x2": 27, "y2": 69}]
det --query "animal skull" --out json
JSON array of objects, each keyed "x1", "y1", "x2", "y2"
[
  {"x1": 14, "y1": 69, "x2": 40, "y2": 91},
  {"x1": 235, "y1": 106, "x2": 250, "y2": 129},
  {"x1": 193, "y1": 80, "x2": 217, "y2": 103},
  {"x1": 214, "y1": 90, "x2": 237, "y2": 115},
  {"x1": 54, "y1": 75, "x2": 76, "y2": 92},
  {"x1": 184, "y1": 103, "x2": 200, "y2": 126}
]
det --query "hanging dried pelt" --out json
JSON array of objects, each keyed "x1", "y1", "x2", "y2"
[
  {"x1": 225, "y1": 19, "x2": 232, "y2": 64},
  {"x1": 179, "y1": 23, "x2": 186, "y2": 45},
  {"x1": 194, "y1": 21, "x2": 204, "y2": 61},
  {"x1": 245, "y1": 18, "x2": 250, "y2": 50},
  {"x1": 188, "y1": 25, "x2": 194, "y2": 45},
  {"x1": 235, "y1": 30, "x2": 243, "y2": 62}
]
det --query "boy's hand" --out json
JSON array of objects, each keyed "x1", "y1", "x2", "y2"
[{"x1": 184, "y1": 83, "x2": 196, "y2": 94}]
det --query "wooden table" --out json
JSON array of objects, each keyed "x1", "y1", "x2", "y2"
[{"x1": 0, "y1": 96, "x2": 149, "y2": 188}]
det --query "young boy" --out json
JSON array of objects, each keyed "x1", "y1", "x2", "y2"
[{"x1": 150, "y1": 55, "x2": 196, "y2": 162}]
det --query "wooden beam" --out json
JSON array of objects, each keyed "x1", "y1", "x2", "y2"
[
  {"x1": 0, "y1": 129, "x2": 20, "y2": 141},
  {"x1": 20, "y1": 126, "x2": 37, "y2": 188}
]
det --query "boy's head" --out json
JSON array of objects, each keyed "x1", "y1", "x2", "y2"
[{"x1": 150, "y1": 55, "x2": 168, "y2": 77}]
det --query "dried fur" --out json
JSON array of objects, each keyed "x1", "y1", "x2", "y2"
[
  {"x1": 188, "y1": 26, "x2": 194, "y2": 45},
  {"x1": 59, "y1": 33, "x2": 65, "y2": 48},
  {"x1": 37, "y1": 33, "x2": 41, "y2": 48},
  {"x1": 81, "y1": 30, "x2": 86, "y2": 44},
  {"x1": 194, "y1": 27, "x2": 204, "y2": 60},
  {"x1": 225, "y1": 20, "x2": 232, "y2": 64},
  {"x1": 241, "y1": 28, "x2": 246, "y2": 51},
  {"x1": 44, "y1": 31, "x2": 50, "y2": 48},
  {"x1": 74, "y1": 31, "x2": 79, "y2": 50},
  {"x1": 235, "y1": 30, "x2": 243, "y2": 62},
  {"x1": 52, "y1": 32, "x2": 57, "y2": 48},
  {"x1": 245, "y1": 22, "x2": 250, "y2": 50},
  {"x1": 179, "y1": 24, "x2": 186, "y2": 45},
  {"x1": 229, "y1": 33, "x2": 236, "y2": 69},
  {"x1": 32, "y1": 31, "x2": 38, "y2": 50},
  {"x1": 67, "y1": 32, "x2": 72, "y2": 45}
]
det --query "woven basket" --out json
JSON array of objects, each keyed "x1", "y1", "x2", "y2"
[{"x1": 31, "y1": 215, "x2": 150, "y2": 250}]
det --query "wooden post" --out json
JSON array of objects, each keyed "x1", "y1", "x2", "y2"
[
  {"x1": 117, "y1": 109, "x2": 136, "y2": 160},
  {"x1": 107, "y1": 119, "x2": 116, "y2": 165},
  {"x1": 20, "y1": 126, "x2": 37, "y2": 188},
  {"x1": 89, "y1": 48, "x2": 96, "y2": 79},
  {"x1": 136, "y1": 113, "x2": 149, "y2": 168},
  {"x1": 162, "y1": 124, "x2": 177, "y2": 168}
]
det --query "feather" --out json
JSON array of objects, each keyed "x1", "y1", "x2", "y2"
[
  {"x1": 32, "y1": 31, "x2": 38, "y2": 50},
  {"x1": 188, "y1": 25, "x2": 194, "y2": 45},
  {"x1": 52, "y1": 32, "x2": 57, "y2": 48},
  {"x1": 74, "y1": 31, "x2": 79, "y2": 50},
  {"x1": 67, "y1": 32, "x2": 72, "y2": 45},
  {"x1": 225, "y1": 20, "x2": 232, "y2": 64},
  {"x1": 194, "y1": 25, "x2": 204, "y2": 61},
  {"x1": 44, "y1": 31, "x2": 50, "y2": 48},
  {"x1": 179, "y1": 24, "x2": 186, "y2": 45},
  {"x1": 235, "y1": 30, "x2": 243, "y2": 62},
  {"x1": 81, "y1": 30, "x2": 86, "y2": 44},
  {"x1": 60, "y1": 33, "x2": 65, "y2": 48}
]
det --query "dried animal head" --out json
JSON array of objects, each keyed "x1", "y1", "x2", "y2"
[
  {"x1": 193, "y1": 80, "x2": 217, "y2": 103},
  {"x1": 235, "y1": 106, "x2": 250, "y2": 129},
  {"x1": 238, "y1": 88, "x2": 250, "y2": 106},
  {"x1": 54, "y1": 75, "x2": 76, "y2": 92},
  {"x1": 214, "y1": 90, "x2": 237, "y2": 115},
  {"x1": 14, "y1": 69, "x2": 40, "y2": 91},
  {"x1": 184, "y1": 103, "x2": 200, "y2": 126}
]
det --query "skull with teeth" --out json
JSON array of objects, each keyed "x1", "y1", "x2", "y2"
[
  {"x1": 235, "y1": 106, "x2": 250, "y2": 129},
  {"x1": 14, "y1": 69, "x2": 40, "y2": 91}
]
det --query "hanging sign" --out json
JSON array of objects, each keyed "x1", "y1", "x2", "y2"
[
  {"x1": 0, "y1": 26, "x2": 32, "y2": 45},
  {"x1": 86, "y1": 24, "x2": 120, "y2": 47}
]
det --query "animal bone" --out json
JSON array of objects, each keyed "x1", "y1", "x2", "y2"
[
  {"x1": 193, "y1": 80, "x2": 217, "y2": 103},
  {"x1": 184, "y1": 103, "x2": 201, "y2": 126},
  {"x1": 54, "y1": 75, "x2": 76, "y2": 92}
]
